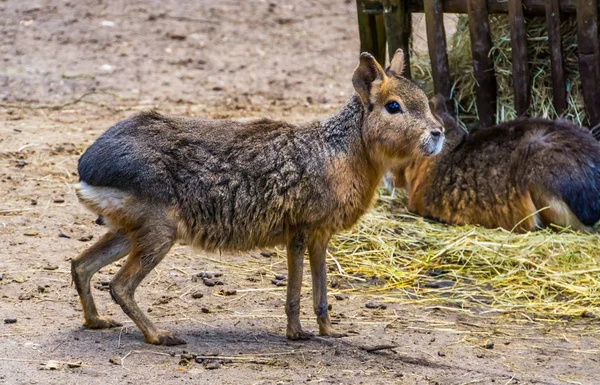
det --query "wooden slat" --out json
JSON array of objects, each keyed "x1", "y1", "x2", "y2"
[
  {"x1": 545, "y1": 0, "x2": 567, "y2": 115},
  {"x1": 576, "y1": 0, "x2": 600, "y2": 127},
  {"x1": 406, "y1": 0, "x2": 578, "y2": 15},
  {"x1": 374, "y1": 14, "x2": 387, "y2": 65},
  {"x1": 508, "y1": 0, "x2": 530, "y2": 116},
  {"x1": 424, "y1": 0, "x2": 452, "y2": 104},
  {"x1": 382, "y1": 0, "x2": 412, "y2": 78},
  {"x1": 356, "y1": 1, "x2": 387, "y2": 65},
  {"x1": 466, "y1": 0, "x2": 496, "y2": 127}
]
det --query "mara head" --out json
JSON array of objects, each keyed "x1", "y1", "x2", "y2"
[
  {"x1": 353, "y1": 49, "x2": 444, "y2": 167},
  {"x1": 391, "y1": 94, "x2": 461, "y2": 191},
  {"x1": 429, "y1": 93, "x2": 459, "y2": 132}
]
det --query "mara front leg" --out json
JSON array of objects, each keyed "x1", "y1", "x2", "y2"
[
  {"x1": 285, "y1": 229, "x2": 312, "y2": 340},
  {"x1": 308, "y1": 232, "x2": 346, "y2": 337}
]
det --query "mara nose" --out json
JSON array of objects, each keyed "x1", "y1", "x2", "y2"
[{"x1": 430, "y1": 129, "x2": 442, "y2": 138}]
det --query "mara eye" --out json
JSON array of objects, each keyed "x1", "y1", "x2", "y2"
[{"x1": 385, "y1": 101, "x2": 402, "y2": 114}]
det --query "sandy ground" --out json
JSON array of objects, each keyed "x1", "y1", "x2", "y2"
[{"x1": 1, "y1": 1, "x2": 599, "y2": 384}]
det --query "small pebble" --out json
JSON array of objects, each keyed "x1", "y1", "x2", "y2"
[
  {"x1": 191, "y1": 292, "x2": 204, "y2": 299},
  {"x1": 78, "y1": 235, "x2": 93, "y2": 242},
  {"x1": 167, "y1": 31, "x2": 187, "y2": 40},
  {"x1": 485, "y1": 342, "x2": 494, "y2": 350},
  {"x1": 37, "y1": 285, "x2": 46, "y2": 293},
  {"x1": 214, "y1": 280, "x2": 224, "y2": 285},
  {"x1": 58, "y1": 232, "x2": 71, "y2": 239},
  {"x1": 108, "y1": 357, "x2": 120, "y2": 365},
  {"x1": 260, "y1": 251, "x2": 272, "y2": 258},
  {"x1": 271, "y1": 279, "x2": 286, "y2": 287},
  {"x1": 205, "y1": 360, "x2": 221, "y2": 370},
  {"x1": 194, "y1": 357, "x2": 205, "y2": 364},
  {"x1": 274, "y1": 274, "x2": 287, "y2": 281},
  {"x1": 24, "y1": 231, "x2": 39, "y2": 237},
  {"x1": 334, "y1": 294, "x2": 347, "y2": 301},
  {"x1": 203, "y1": 278, "x2": 215, "y2": 287},
  {"x1": 4, "y1": 318, "x2": 17, "y2": 324},
  {"x1": 582, "y1": 311, "x2": 597, "y2": 318},
  {"x1": 213, "y1": 272, "x2": 223, "y2": 278},
  {"x1": 423, "y1": 280, "x2": 455, "y2": 289},
  {"x1": 67, "y1": 362, "x2": 82, "y2": 368},
  {"x1": 365, "y1": 301, "x2": 387, "y2": 310},
  {"x1": 198, "y1": 272, "x2": 213, "y2": 279},
  {"x1": 19, "y1": 293, "x2": 34, "y2": 301},
  {"x1": 30, "y1": 200, "x2": 37, "y2": 206},
  {"x1": 437, "y1": 351, "x2": 446, "y2": 357},
  {"x1": 201, "y1": 307, "x2": 211, "y2": 314},
  {"x1": 218, "y1": 289, "x2": 236, "y2": 296},
  {"x1": 53, "y1": 198, "x2": 65, "y2": 204},
  {"x1": 43, "y1": 265, "x2": 58, "y2": 271}
]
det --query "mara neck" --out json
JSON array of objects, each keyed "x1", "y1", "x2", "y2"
[
  {"x1": 319, "y1": 95, "x2": 386, "y2": 209},
  {"x1": 320, "y1": 94, "x2": 385, "y2": 177}
]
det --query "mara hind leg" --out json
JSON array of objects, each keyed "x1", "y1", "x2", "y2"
[
  {"x1": 530, "y1": 188, "x2": 594, "y2": 232},
  {"x1": 109, "y1": 225, "x2": 183, "y2": 345},
  {"x1": 71, "y1": 229, "x2": 132, "y2": 329}
]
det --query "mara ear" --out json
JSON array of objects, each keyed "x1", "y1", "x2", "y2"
[
  {"x1": 388, "y1": 49, "x2": 406, "y2": 77},
  {"x1": 352, "y1": 52, "x2": 386, "y2": 105},
  {"x1": 429, "y1": 94, "x2": 449, "y2": 117},
  {"x1": 430, "y1": 94, "x2": 460, "y2": 131}
]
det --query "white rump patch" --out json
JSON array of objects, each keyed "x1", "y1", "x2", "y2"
[{"x1": 75, "y1": 182, "x2": 131, "y2": 211}]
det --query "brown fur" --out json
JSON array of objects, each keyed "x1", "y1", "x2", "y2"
[
  {"x1": 393, "y1": 94, "x2": 600, "y2": 233},
  {"x1": 71, "y1": 50, "x2": 444, "y2": 345}
]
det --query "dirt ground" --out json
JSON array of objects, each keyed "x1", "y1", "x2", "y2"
[{"x1": 1, "y1": 1, "x2": 599, "y2": 384}]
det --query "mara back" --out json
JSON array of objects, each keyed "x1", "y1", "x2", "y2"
[
  {"x1": 401, "y1": 117, "x2": 600, "y2": 232},
  {"x1": 78, "y1": 106, "x2": 368, "y2": 251}
]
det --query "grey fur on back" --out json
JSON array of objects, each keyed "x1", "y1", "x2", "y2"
[{"x1": 78, "y1": 97, "x2": 366, "y2": 251}]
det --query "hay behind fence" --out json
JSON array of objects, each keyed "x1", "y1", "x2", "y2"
[
  {"x1": 330, "y1": 192, "x2": 600, "y2": 320},
  {"x1": 411, "y1": 14, "x2": 585, "y2": 129}
]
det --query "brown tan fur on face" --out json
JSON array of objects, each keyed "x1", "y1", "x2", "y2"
[
  {"x1": 70, "y1": 50, "x2": 443, "y2": 346},
  {"x1": 393, "y1": 94, "x2": 600, "y2": 233}
]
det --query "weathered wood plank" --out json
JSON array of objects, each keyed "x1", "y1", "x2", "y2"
[
  {"x1": 356, "y1": 1, "x2": 387, "y2": 65},
  {"x1": 466, "y1": 0, "x2": 496, "y2": 127},
  {"x1": 382, "y1": 0, "x2": 412, "y2": 78},
  {"x1": 576, "y1": 0, "x2": 600, "y2": 126},
  {"x1": 405, "y1": 0, "x2": 577, "y2": 15},
  {"x1": 374, "y1": 14, "x2": 387, "y2": 65},
  {"x1": 424, "y1": 0, "x2": 452, "y2": 104},
  {"x1": 545, "y1": 0, "x2": 567, "y2": 115},
  {"x1": 508, "y1": 0, "x2": 530, "y2": 116}
]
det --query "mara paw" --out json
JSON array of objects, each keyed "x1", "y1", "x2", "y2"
[
  {"x1": 146, "y1": 330, "x2": 187, "y2": 346},
  {"x1": 83, "y1": 316, "x2": 123, "y2": 329},
  {"x1": 286, "y1": 329, "x2": 314, "y2": 341}
]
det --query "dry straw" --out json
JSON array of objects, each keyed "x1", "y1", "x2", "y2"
[
  {"x1": 330, "y1": 192, "x2": 600, "y2": 320},
  {"x1": 411, "y1": 14, "x2": 585, "y2": 129}
]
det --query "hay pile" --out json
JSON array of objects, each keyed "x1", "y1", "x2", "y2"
[
  {"x1": 330, "y1": 192, "x2": 600, "y2": 320},
  {"x1": 411, "y1": 14, "x2": 585, "y2": 129}
]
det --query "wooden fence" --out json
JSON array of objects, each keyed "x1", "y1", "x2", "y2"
[{"x1": 356, "y1": 0, "x2": 600, "y2": 128}]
